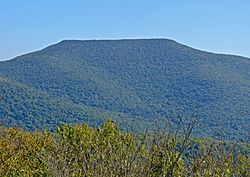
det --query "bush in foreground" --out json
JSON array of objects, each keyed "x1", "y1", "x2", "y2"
[{"x1": 0, "y1": 119, "x2": 249, "y2": 176}]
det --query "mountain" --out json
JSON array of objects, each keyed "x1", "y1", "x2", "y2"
[{"x1": 0, "y1": 39, "x2": 249, "y2": 141}]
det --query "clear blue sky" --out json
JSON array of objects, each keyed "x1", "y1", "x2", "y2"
[{"x1": 0, "y1": 0, "x2": 250, "y2": 60}]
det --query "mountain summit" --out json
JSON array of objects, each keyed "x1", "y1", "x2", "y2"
[{"x1": 0, "y1": 39, "x2": 249, "y2": 141}]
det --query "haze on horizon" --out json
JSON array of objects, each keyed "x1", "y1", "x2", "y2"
[{"x1": 0, "y1": 0, "x2": 250, "y2": 61}]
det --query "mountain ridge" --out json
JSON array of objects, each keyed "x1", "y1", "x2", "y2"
[
  {"x1": 46, "y1": 39, "x2": 250, "y2": 60},
  {"x1": 3, "y1": 39, "x2": 250, "y2": 62},
  {"x1": 0, "y1": 39, "x2": 249, "y2": 141}
]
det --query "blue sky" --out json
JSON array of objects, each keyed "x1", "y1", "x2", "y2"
[{"x1": 0, "y1": 0, "x2": 250, "y2": 60}]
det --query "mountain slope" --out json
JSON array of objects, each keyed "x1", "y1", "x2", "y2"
[{"x1": 0, "y1": 39, "x2": 249, "y2": 141}]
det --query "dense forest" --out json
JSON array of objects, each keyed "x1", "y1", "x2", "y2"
[
  {"x1": 0, "y1": 119, "x2": 249, "y2": 176},
  {"x1": 0, "y1": 39, "x2": 249, "y2": 142}
]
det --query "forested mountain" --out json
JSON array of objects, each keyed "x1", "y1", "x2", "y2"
[{"x1": 0, "y1": 39, "x2": 249, "y2": 141}]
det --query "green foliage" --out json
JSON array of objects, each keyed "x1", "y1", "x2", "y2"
[
  {"x1": 0, "y1": 120, "x2": 249, "y2": 176},
  {"x1": 0, "y1": 126, "x2": 53, "y2": 176},
  {"x1": 0, "y1": 39, "x2": 250, "y2": 141},
  {"x1": 187, "y1": 141, "x2": 250, "y2": 176}
]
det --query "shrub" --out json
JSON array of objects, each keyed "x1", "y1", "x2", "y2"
[{"x1": 0, "y1": 119, "x2": 249, "y2": 176}]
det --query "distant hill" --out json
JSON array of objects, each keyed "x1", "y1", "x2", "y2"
[{"x1": 0, "y1": 39, "x2": 249, "y2": 141}]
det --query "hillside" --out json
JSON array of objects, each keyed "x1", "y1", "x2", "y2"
[{"x1": 0, "y1": 39, "x2": 249, "y2": 141}]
